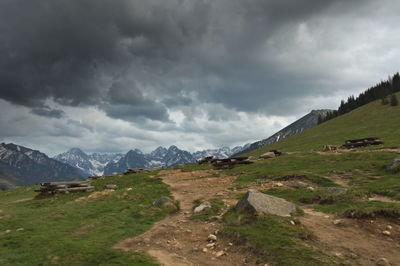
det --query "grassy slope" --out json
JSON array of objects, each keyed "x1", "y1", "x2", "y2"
[
  {"x1": 0, "y1": 172, "x2": 172, "y2": 265},
  {"x1": 245, "y1": 91, "x2": 400, "y2": 157},
  {"x1": 210, "y1": 95, "x2": 400, "y2": 265}
]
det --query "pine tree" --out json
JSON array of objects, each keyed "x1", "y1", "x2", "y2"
[{"x1": 390, "y1": 94, "x2": 398, "y2": 106}]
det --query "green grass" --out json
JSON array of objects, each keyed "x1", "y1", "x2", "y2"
[
  {"x1": 0, "y1": 172, "x2": 172, "y2": 265},
  {"x1": 221, "y1": 209, "x2": 339, "y2": 266},
  {"x1": 244, "y1": 91, "x2": 400, "y2": 157},
  {"x1": 191, "y1": 198, "x2": 224, "y2": 221}
]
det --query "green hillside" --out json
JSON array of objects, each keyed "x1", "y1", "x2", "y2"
[
  {"x1": 0, "y1": 172, "x2": 174, "y2": 265},
  {"x1": 244, "y1": 92, "x2": 400, "y2": 157}
]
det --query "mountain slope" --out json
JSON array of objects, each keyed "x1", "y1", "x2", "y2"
[
  {"x1": 238, "y1": 109, "x2": 331, "y2": 155},
  {"x1": 0, "y1": 143, "x2": 84, "y2": 188},
  {"x1": 54, "y1": 148, "x2": 122, "y2": 176},
  {"x1": 244, "y1": 92, "x2": 400, "y2": 157}
]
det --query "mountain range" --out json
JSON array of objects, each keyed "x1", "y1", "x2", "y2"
[
  {"x1": 54, "y1": 145, "x2": 249, "y2": 176},
  {"x1": 0, "y1": 110, "x2": 327, "y2": 189},
  {"x1": 0, "y1": 143, "x2": 84, "y2": 190},
  {"x1": 236, "y1": 109, "x2": 331, "y2": 155}
]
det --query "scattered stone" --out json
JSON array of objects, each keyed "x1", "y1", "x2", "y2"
[
  {"x1": 386, "y1": 157, "x2": 400, "y2": 171},
  {"x1": 382, "y1": 230, "x2": 391, "y2": 236},
  {"x1": 295, "y1": 181, "x2": 308, "y2": 188},
  {"x1": 376, "y1": 258, "x2": 390, "y2": 266},
  {"x1": 215, "y1": 192, "x2": 224, "y2": 196},
  {"x1": 202, "y1": 248, "x2": 208, "y2": 253},
  {"x1": 105, "y1": 184, "x2": 118, "y2": 190},
  {"x1": 324, "y1": 187, "x2": 348, "y2": 195},
  {"x1": 215, "y1": 251, "x2": 225, "y2": 257},
  {"x1": 208, "y1": 234, "x2": 217, "y2": 242},
  {"x1": 324, "y1": 215, "x2": 330, "y2": 218},
  {"x1": 206, "y1": 243, "x2": 216, "y2": 248},
  {"x1": 307, "y1": 186, "x2": 315, "y2": 191},
  {"x1": 228, "y1": 242, "x2": 233, "y2": 246},
  {"x1": 214, "y1": 229, "x2": 219, "y2": 235},
  {"x1": 152, "y1": 197, "x2": 173, "y2": 206},
  {"x1": 194, "y1": 201, "x2": 212, "y2": 213},
  {"x1": 290, "y1": 220, "x2": 296, "y2": 225},
  {"x1": 126, "y1": 188, "x2": 133, "y2": 191},
  {"x1": 386, "y1": 225, "x2": 393, "y2": 230},
  {"x1": 186, "y1": 229, "x2": 192, "y2": 233},
  {"x1": 333, "y1": 219, "x2": 342, "y2": 226},
  {"x1": 16, "y1": 228, "x2": 24, "y2": 232},
  {"x1": 259, "y1": 152, "x2": 275, "y2": 159},
  {"x1": 335, "y1": 252, "x2": 344, "y2": 258},
  {"x1": 235, "y1": 190, "x2": 297, "y2": 217},
  {"x1": 4, "y1": 229, "x2": 11, "y2": 234},
  {"x1": 275, "y1": 182, "x2": 284, "y2": 187}
]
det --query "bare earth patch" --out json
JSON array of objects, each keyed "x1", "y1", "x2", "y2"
[
  {"x1": 301, "y1": 208, "x2": 400, "y2": 265},
  {"x1": 114, "y1": 170, "x2": 258, "y2": 266}
]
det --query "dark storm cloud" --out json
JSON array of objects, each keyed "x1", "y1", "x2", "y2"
[
  {"x1": 0, "y1": 0, "x2": 375, "y2": 122},
  {"x1": 30, "y1": 106, "x2": 65, "y2": 118}
]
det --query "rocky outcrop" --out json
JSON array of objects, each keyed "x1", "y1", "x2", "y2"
[{"x1": 236, "y1": 190, "x2": 296, "y2": 217}]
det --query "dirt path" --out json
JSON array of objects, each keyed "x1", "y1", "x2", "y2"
[
  {"x1": 114, "y1": 169, "x2": 400, "y2": 265},
  {"x1": 301, "y1": 209, "x2": 400, "y2": 265},
  {"x1": 114, "y1": 170, "x2": 257, "y2": 266}
]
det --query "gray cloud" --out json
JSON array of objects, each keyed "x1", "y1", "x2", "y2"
[{"x1": 1, "y1": 0, "x2": 400, "y2": 154}]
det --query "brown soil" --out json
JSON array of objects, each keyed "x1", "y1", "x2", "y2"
[
  {"x1": 301, "y1": 209, "x2": 400, "y2": 265},
  {"x1": 8, "y1": 197, "x2": 33, "y2": 204},
  {"x1": 114, "y1": 170, "x2": 258, "y2": 265},
  {"x1": 114, "y1": 169, "x2": 400, "y2": 266}
]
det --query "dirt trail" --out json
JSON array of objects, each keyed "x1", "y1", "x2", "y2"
[
  {"x1": 114, "y1": 169, "x2": 400, "y2": 266},
  {"x1": 301, "y1": 209, "x2": 400, "y2": 265},
  {"x1": 114, "y1": 170, "x2": 257, "y2": 266}
]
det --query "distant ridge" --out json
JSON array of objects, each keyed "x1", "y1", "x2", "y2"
[
  {"x1": 236, "y1": 109, "x2": 331, "y2": 155},
  {"x1": 0, "y1": 143, "x2": 85, "y2": 190}
]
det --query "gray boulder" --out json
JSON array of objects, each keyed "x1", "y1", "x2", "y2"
[
  {"x1": 194, "y1": 201, "x2": 212, "y2": 213},
  {"x1": 235, "y1": 190, "x2": 296, "y2": 217},
  {"x1": 152, "y1": 196, "x2": 173, "y2": 206},
  {"x1": 387, "y1": 157, "x2": 400, "y2": 170},
  {"x1": 324, "y1": 187, "x2": 348, "y2": 195}
]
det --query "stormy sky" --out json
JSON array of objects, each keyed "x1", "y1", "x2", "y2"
[{"x1": 1, "y1": 0, "x2": 399, "y2": 155}]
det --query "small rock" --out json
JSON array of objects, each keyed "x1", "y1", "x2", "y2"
[
  {"x1": 307, "y1": 186, "x2": 315, "y2": 191},
  {"x1": 324, "y1": 187, "x2": 348, "y2": 195},
  {"x1": 214, "y1": 229, "x2": 219, "y2": 235},
  {"x1": 215, "y1": 192, "x2": 224, "y2": 196},
  {"x1": 333, "y1": 219, "x2": 342, "y2": 226},
  {"x1": 275, "y1": 182, "x2": 284, "y2": 187},
  {"x1": 152, "y1": 197, "x2": 173, "y2": 206},
  {"x1": 4, "y1": 229, "x2": 11, "y2": 234},
  {"x1": 208, "y1": 234, "x2": 217, "y2": 242},
  {"x1": 206, "y1": 243, "x2": 216, "y2": 248},
  {"x1": 324, "y1": 215, "x2": 330, "y2": 218},
  {"x1": 335, "y1": 252, "x2": 344, "y2": 258},
  {"x1": 16, "y1": 228, "x2": 24, "y2": 232},
  {"x1": 290, "y1": 220, "x2": 296, "y2": 225},
  {"x1": 194, "y1": 201, "x2": 212, "y2": 213},
  {"x1": 126, "y1": 188, "x2": 133, "y2": 191},
  {"x1": 215, "y1": 251, "x2": 225, "y2": 257},
  {"x1": 295, "y1": 181, "x2": 308, "y2": 188},
  {"x1": 228, "y1": 242, "x2": 233, "y2": 246},
  {"x1": 202, "y1": 248, "x2": 208, "y2": 253},
  {"x1": 186, "y1": 229, "x2": 192, "y2": 233},
  {"x1": 382, "y1": 230, "x2": 391, "y2": 236},
  {"x1": 105, "y1": 184, "x2": 118, "y2": 190},
  {"x1": 386, "y1": 157, "x2": 400, "y2": 171},
  {"x1": 386, "y1": 225, "x2": 393, "y2": 230},
  {"x1": 376, "y1": 257, "x2": 390, "y2": 266}
]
